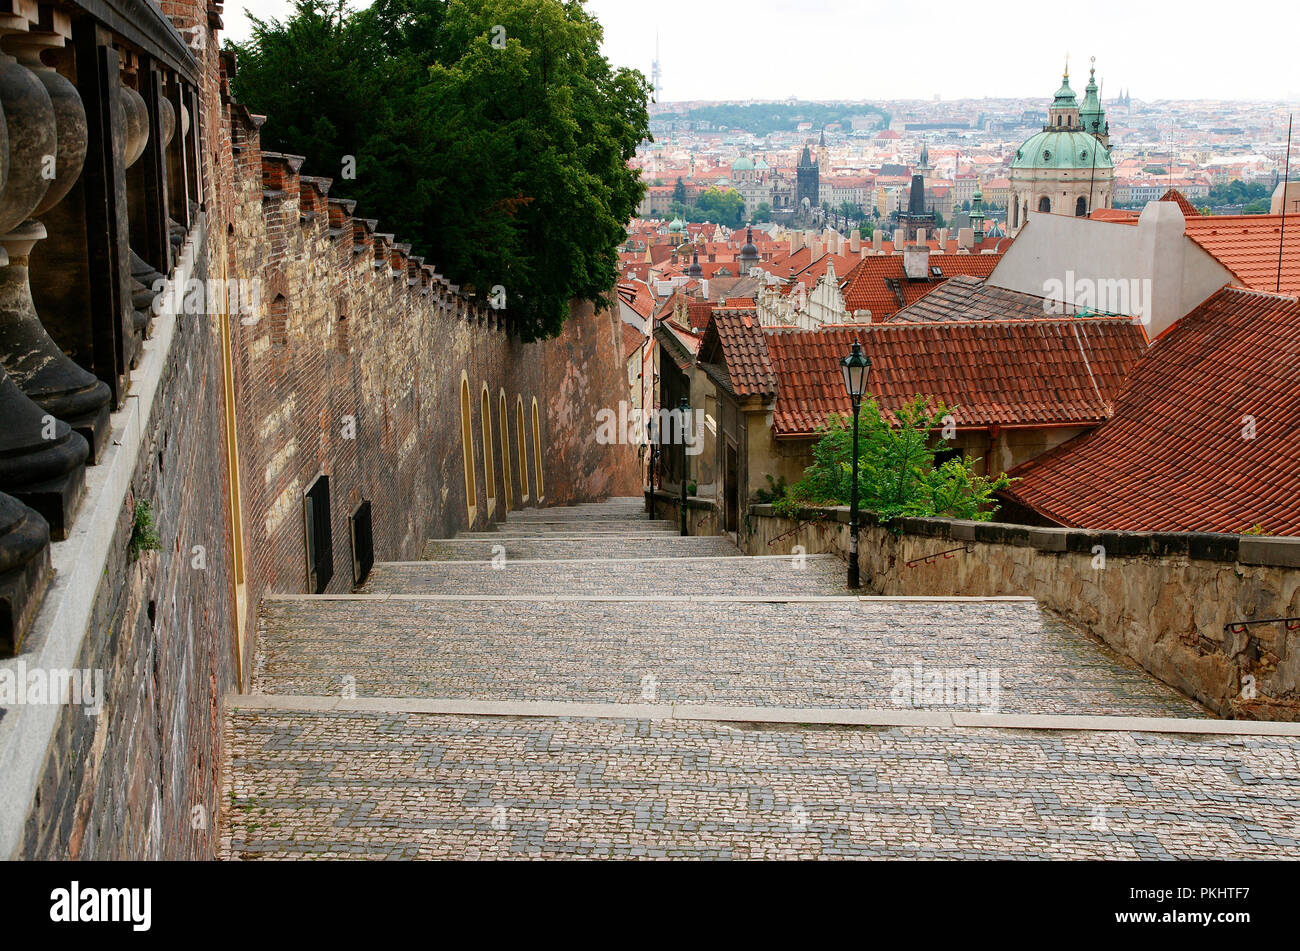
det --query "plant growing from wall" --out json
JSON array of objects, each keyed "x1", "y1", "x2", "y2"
[
  {"x1": 774, "y1": 396, "x2": 1012, "y2": 521},
  {"x1": 129, "y1": 500, "x2": 163, "y2": 561}
]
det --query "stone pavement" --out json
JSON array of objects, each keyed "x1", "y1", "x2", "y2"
[
  {"x1": 254, "y1": 595, "x2": 1204, "y2": 716},
  {"x1": 222, "y1": 497, "x2": 1300, "y2": 859}
]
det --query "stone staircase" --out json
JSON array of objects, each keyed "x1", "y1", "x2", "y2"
[{"x1": 222, "y1": 497, "x2": 1300, "y2": 860}]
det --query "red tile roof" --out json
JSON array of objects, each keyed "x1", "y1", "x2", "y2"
[
  {"x1": 1004, "y1": 286, "x2": 1300, "y2": 535},
  {"x1": 1159, "y1": 188, "x2": 1201, "y2": 216},
  {"x1": 621, "y1": 322, "x2": 647, "y2": 361},
  {"x1": 1181, "y1": 216, "x2": 1300, "y2": 296},
  {"x1": 1087, "y1": 209, "x2": 1300, "y2": 295},
  {"x1": 840, "y1": 253, "x2": 1003, "y2": 320},
  {"x1": 700, "y1": 311, "x2": 776, "y2": 398},
  {"x1": 765, "y1": 318, "x2": 1145, "y2": 437}
]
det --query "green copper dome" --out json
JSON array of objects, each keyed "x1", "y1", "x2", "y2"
[
  {"x1": 731, "y1": 156, "x2": 755, "y2": 172},
  {"x1": 1011, "y1": 129, "x2": 1112, "y2": 171},
  {"x1": 668, "y1": 217, "x2": 685, "y2": 232}
]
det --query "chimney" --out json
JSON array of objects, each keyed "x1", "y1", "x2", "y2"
[
  {"x1": 956, "y1": 226, "x2": 975, "y2": 250},
  {"x1": 915, "y1": 228, "x2": 927, "y2": 244},
  {"x1": 903, "y1": 244, "x2": 930, "y2": 280},
  {"x1": 873, "y1": 230, "x2": 883, "y2": 252},
  {"x1": 790, "y1": 233, "x2": 803, "y2": 253},
  {"x1": 937, "y1": 227, "x2": 949, "y2": 245},
  {"x1": 701, "y1": 278, "x2": 710, "y2": 299},
  {"x1": 849, "y1": 229, "x2": 861, "y2": 253}
]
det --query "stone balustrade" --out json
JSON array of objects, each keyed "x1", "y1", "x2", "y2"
[{"x1": 0, "y1": 0, "x2": 201, "y2": 654}]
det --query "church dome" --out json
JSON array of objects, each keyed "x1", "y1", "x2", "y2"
[
  {"x1": 1011, "y1": 129, "x2": 1112, "y2": 171},
  {"x1": 668, "y1": 217, "x2": 685, "y2": 233},
  {"x1": 731, "y1": 156, "x2": 755, "y2": 172}
]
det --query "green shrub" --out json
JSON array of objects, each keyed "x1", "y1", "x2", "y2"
[{"x1": 779, "y1": 396, "x2": 1012, "y2": 521}]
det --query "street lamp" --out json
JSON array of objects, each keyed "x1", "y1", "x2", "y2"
[
  {"x1": 677, "y1": 395, "x2": 691, "y2": 536},
  {"x1": 840, "y1": 341, "x2": 872, "y2": 589}
]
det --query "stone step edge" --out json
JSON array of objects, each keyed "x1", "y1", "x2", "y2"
[
  {"x1": 225, "y1": 695, "x2": 1299, "y2": 737},
  {"x1": 263, "y1": 593, "x2": 1036, "y2": 604},
  {"x1": 401, "y1": 553, "x2": 822, "y2": 566}
]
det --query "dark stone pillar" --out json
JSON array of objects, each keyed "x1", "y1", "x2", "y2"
[{"x1": 0, "y1": 487, "x2": 50, "y2": 657}]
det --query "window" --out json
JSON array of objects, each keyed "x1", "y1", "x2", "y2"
[
  {"x1": 499, "y1": 390, "x2": 512, "y2": 512},
  {"x1": 1075, "y1": 196, "x2": 1087, "y2": 217},
  {"x1": 480, "y1": 384, "x2": 495, "y2": 509},
  {"x1": 1038, "y1": 196, "x2": 1051, "y2": 213},
  {"x1": 349, "y1": 500, "x2": 374, "y2": 586},
  {"x1": 303, "y1": 475, "x2": 333, "y2": 594},
  {"x1": 460, "y1": 373, "x2": 476, "y2": 520},
  {"x1": 531, "y1": 396, "x2": 543, "y2": 500},
  {"x1": 516, "y1": 395, "x2": 529, "y2": 503}
]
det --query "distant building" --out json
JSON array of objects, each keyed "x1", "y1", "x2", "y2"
[{"x1": 1009, "y1": 63, "x2": 1114, "y2": 231}]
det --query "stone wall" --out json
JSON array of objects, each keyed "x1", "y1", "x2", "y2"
[{"x1": 744, "y1": 505, "x2": 1300, "y2": 719}]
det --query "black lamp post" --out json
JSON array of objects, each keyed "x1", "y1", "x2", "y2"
[
  {"x1": 676, "y1": 395, "x2": 690, "y2": 536},
  {"x1": 840, "y1": 341, "x2": 872, "y2": 589}
]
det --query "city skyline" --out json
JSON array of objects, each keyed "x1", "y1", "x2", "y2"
[{"x1": 222, "y1": 0, "x2": 1300, "y2": 103}]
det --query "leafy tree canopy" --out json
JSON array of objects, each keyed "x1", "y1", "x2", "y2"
[
  {"x1": 229, "y1": 0, "x2": 650, "y2": 341},
  {"x1": 774, "y1": 397, "x2": 1012, "y2": 521}
]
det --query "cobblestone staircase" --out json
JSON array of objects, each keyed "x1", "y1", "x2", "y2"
[{"x1": 222, "y1": 498, "x2": 1300, "y2": 859}]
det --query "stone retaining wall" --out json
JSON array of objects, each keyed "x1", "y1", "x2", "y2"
[{"x1": 744, "y1": 505, "x2": 1300, "y2": 719}]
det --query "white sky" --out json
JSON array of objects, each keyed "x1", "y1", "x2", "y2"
[{"x1": 221, "y1": 0, "x2": 1300, "y2": 103}]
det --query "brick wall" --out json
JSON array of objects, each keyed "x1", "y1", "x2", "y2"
[{"x1": 10, "y1": 0, "x2": 636, "y2": 858}]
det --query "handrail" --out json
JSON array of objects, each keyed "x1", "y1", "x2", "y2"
[
  {"x1": 767, "y1": 510, "x2": 832, "y2": 547},
  {"x1": 904, "y1": 544, "x2": 975, "y2": 569},
  {"x1": 1224, "y1": 617, "x2": 1300, "y2": 635}
]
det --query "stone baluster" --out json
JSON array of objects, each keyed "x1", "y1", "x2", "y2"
[
  {"x1": 0, "y1": 16, "x2": 111, "y2": 462},
  {"x1": 0, "y1": 72, "x2": 50, "y2": 657},
  {"x1": 0, "y1": 10, "x2": 89, "y2": 537}
]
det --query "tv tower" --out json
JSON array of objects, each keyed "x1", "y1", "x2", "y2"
[{"x1": 651, "y1": 32, "x2": 662, "y2": 100}]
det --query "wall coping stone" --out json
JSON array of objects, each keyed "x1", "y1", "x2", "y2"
[{"x1": 746, "y1": 503, "x2": 1300, "y2": 569}]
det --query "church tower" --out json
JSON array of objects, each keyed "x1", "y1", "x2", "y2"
[
  {"x1": 796, "y1": 144, "x2": 820, "y2": 217},
  {"x1": 1007, "y1": 60, "x2": 1114, "y2": 233}
]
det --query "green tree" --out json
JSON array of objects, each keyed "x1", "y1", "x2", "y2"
[
  {"x1": 753, "y1": 201, "x2": 773, "y2": 222},
  {"x1": 672, "y1": 177, "x2": 687, "y2": 204},
  {"x1": 229, "y1": 0, "x2": 650, "y2": 341},
  {"x1": 776, "y1": 397, "x2": 1011, "y2": 521},
  {"x1": 694, "y1": 186, "x2": 745, "y2": 228}
]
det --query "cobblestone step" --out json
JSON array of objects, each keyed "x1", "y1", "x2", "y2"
[
  {"x1": 254, "y1": 596, "x2": 1206, "y2": 717},
  {"x1": 422, "y1": 535, "x2": 741, "y2": 561},
  {"x1": 457, "y1": 520, "x2": 677, "y2": 537},
  {"x1": 505, "y1": 501, "x2": 646, "y2": 521},
  {"x1": 364, "y1": 554, "x2": 845, "y2": 596},
  {"x1": 221, "y1": 709, "x2": 1300, "y2": 859}
]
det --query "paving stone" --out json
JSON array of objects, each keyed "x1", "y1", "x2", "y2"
[
  {"x1": 221, "y1": 496, "x2": 1300, "y2": 860},
  {"x1": 221, "y1": 711, "x2": 1300, "y2": 860}
]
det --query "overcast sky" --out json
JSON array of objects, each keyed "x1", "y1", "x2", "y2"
[{"x1": 222, "y1": 0, "x2": 1300, "y2": 103}]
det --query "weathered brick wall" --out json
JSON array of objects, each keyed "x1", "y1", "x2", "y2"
[
  {"x1": 20, "y1": 241, "x2": 238, "y2": 859},
  {"x1": 12, "y1": 1, "x2": 635, "y2": 859}
]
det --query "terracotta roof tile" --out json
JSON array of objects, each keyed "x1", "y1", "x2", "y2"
[
  {"x1": 766, "y1": 318, "x2": 1145, "y2": 437},
  {"x1": 1003, "y1": 286, "x2": 1300, "y2": 535},
  {"x1": 840, "y1": 253, "x2": 1003, "y2": 319},
  {"x1": 701, "y1": 311, "x2": 776, "y2": 398}
]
